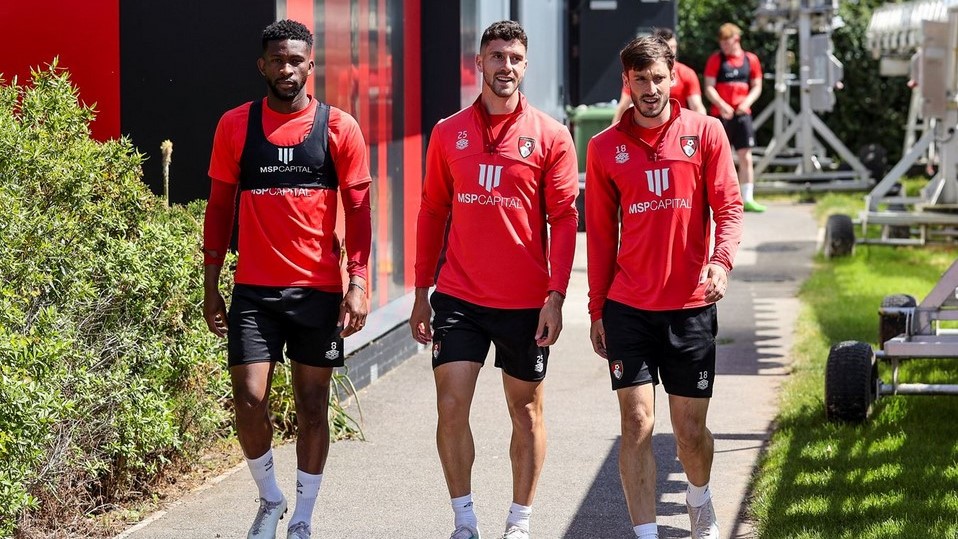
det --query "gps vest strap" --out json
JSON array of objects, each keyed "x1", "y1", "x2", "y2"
[
  {"x1": 238, "y1": 100, "x2": 339, "y2": 191},
  {"x1": 716, "y1": 52, "x2": 750, "y2": 85}
]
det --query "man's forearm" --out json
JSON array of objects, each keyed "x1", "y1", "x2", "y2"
[{"x1": 204, "y1": 264, "x2": 223, "y2": 292}]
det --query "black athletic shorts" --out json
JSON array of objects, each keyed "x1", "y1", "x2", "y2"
[
  {"x1": 602, "y1": 300, "x2": 717, "y2": 398},
  {"x1": 227, "y1": 284, "x2": 344, "y2": 368},
  {"x1": 430, "y1": 291, "x2": 548, "y2": 382},
  {"x1": 721, "y1": 114, "x2": 756, "y2": 149}
]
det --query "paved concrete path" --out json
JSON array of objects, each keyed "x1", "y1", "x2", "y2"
[{"x1": 119, "y1": 201, "x2": 817, "y2": 539}]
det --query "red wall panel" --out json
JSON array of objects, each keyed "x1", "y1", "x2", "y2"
[
  {"x1": 0, "y1": 0, "x2": 120, "y2": 141},
  {"x1": 403, "y1": 0, "x2": 422, "y2": 289}
]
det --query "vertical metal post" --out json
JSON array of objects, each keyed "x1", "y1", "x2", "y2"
[
  {"x1": 798, "y1": 8, "x2": 814, "y2": 174},
  {"x1": 773, "y1": 31, "x2": 788, "y2": 143}
]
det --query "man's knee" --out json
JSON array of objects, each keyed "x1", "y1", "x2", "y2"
[
  {"x1": 508, "y1": 397, "x2": 543, "y2": 434},
  {"x1": 620, "y1": 406, "x2": 655, "y2": 444},
  {"x1": 436, "y1": 389, "x2": 473, "y2": 422},
  {"x1": 674, "y1": 423, "x2": 711, "y2": 454}
]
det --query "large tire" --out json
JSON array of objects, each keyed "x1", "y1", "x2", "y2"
[
  {"x1": 878, "y1": 294, "x2": 917, "y2": 349},
  {"x1": 823, "y1": 214, "x2": 855, "y2": 258},
  {"x1": 825, "y1": 341, "x2": 877, "y2": 423}
]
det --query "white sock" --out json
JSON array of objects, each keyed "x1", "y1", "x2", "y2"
[
  {"x1": 452, "y1": 493, "x2": 478, "y2": 530},
  {"x1": 246, "y1": 448, "x2": 283, "y2": 502},
  {"x1": 289, "y1": 469, "x2": 323, "y2": 527},
  {"x1": 742, "y1": 182, "x2": 755, "y2": 202},
  {"x1": 506, "y1": 502, "x2": 532, "y2": 531},
  {"x1": 686, "y1": 482, "x2": 712, "y2": 508},
  {"x1": 634, "y1": 522, "x2": 658, "y2": 538}
]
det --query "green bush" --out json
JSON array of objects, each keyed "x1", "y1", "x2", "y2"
[
  {"x1": 0, "y1": 64, "x2": 230, "y2": 537},
  {"x1": 0, "y1": 63, "x2": 363, "y2": 538}
]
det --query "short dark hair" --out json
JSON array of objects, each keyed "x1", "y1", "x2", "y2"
[
  {"x1": 652, "y1": 27, "x2": 675, "y2": 41},
  {"x1": 262, "y1": 19, "x2": 313, "y2": 51},
  {"x1": 620, "y1": 35, "x2": 674, "y2": 73},
  {"x1": 480, "y1": 20, "x2": 528, "y2": 51}
]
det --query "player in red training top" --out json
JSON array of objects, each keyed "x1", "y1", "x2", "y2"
[
  {"x1": 704, "y1": 22, "x2": 766, "y2": 213},
  {"x1": 612, "y1": 27, "x2": 706, "y2": 124},
  {"x1": 409, "y1": 20, "x2": 579, "y2": 539},
  {"x1": 202, "y1": 19, "x2": 371, "y2": 539},
  {"x1": 586, "y1": 35, "x2": 743, "y2": 539}
]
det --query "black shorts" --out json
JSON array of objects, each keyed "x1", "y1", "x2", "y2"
[
  {"x1": 430, "y1": 291, "x2": 548, "y2": 382},
  {"x1": 602, "y1": 300, "x2": 717, "y2": 398},
  {"x1": 721, "y1": 114, "x2": 756, "y2": 149},
  {"x1": 227, "y1": 284, "x2": 344, "y2": 368}
]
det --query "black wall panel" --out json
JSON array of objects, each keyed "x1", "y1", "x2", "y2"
[
  {"x1": 420, "y1": 0, "x2": 460, "y2": 143},
  {"x1": 120, "y1": 1, "x2": 274, "y2": 203},
  {"x1": 571, "y1": 0, "x2": 676, "y2": 106}
]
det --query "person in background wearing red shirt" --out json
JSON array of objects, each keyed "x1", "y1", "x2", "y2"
[
  {"x1": 202, "y1": 19, "x2": 372, "y2": 539},
  {"x1": 410, "y1": 20, "x2": 579, "y2": 539},
  {"x1": 586, "y1": 35, "x2": 743, "y2": 539},
  {"x1": 704, "y1": 22, "x2": 766, "y2": 213},
  {"x1": 612, "y1": 27, "x2": 706, "y2": 123}
]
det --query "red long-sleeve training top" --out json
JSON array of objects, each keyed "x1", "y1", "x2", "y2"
[
  {"x1": 586, "y1": 100, "x2": 743, "y2": 321},
  {"x1": 415, "y1": 93, "x2": 579, "y2": 309}
]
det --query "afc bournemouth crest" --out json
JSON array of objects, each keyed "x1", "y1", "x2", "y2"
[
  {"x1": 611, "y1": 360, "x2": 624, "y2": 380},
  {"x1": 680, "y1": 136, "x2": 698, "y2": 158},
  {"x1": 518, "y1": 137, "x2": 536, "y2": 159}
]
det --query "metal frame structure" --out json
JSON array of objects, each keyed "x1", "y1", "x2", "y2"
[
  {"x1": 825, "y1": 4, "x2": 958, "y2": 423},
  {"x1": 751, "y1": 0, "x2": 873, "y2": 191},
  {"x1": 880, "y1": 259, "x2": 958, "y2": 395},
  {"x1": 826, "y1": 252, "x2": 958, "y2": 423},
  {"x1": 856, "y1": 2, "x2": 958, "y2": 247}
]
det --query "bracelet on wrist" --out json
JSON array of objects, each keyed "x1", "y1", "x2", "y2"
[{"x1": 348, "y1": 282, "x2": 366, "y2": 293}]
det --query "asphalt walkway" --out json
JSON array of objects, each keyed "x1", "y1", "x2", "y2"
[{"x1": 118, "y1": 201, "x2": 818, "y2": 539}]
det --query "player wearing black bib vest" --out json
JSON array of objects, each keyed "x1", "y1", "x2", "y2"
[
  {"x1": 704, "y1": 23, "x2": 765, "y2": 213},
  {"x1": 202, "y1": 19, "x2": 372, "y2": 539}
]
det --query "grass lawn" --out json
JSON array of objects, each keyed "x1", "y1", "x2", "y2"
[{"x1": 749, "y1": 192, "x2": 958, "y2": 537}]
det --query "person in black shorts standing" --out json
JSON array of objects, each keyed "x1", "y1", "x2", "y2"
[
  {"x1": 409, "y1": 20, "x2": 579, "y2": 539},
  {"x1": 704, "y1": 22, "x2": 766, "y2": 213},
  {"x1": 586, "y1": 36, "x2": 743, "y2": 539},
  {"x1": 202, "y1": 19, "x2": 372, "y2": 539}
]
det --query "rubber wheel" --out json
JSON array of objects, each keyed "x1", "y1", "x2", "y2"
[
  {"x1": 823, "y1": 214, "x2": 855, "y2": 258},
  {"x1": 825, "y1": 341, "x2": 877, "y2": 423},
  {"x1": 878, "y1": 294, "x2": 916, "y2": 349}
]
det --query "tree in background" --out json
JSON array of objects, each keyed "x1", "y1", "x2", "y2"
[{"x1": 678, "y1": 0, "x2": 911, "y2": 164}]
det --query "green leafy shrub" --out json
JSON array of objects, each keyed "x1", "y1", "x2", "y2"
[
  {"x1": 0, "y1": 63, "x2": 363, "y2": 538},
  {"x1": 0, "y1": 64, "x2": 231, "y2": 537}
]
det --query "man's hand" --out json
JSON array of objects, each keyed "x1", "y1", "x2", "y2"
[
  {"x1": 701, "y1": 263, "x2": 729, "y2": 304},
  {"x1": 535, "y1": 291, "x2": 565, "y2": 347},
  {"x1": 339, "y1": 280, "x2": 368, "y2": 337},
  {"x1": 720, "y1": 103, "x2": 735, "y2": 120},
  {"x1": 203, "y1": 288, "x2": 228, "y2": 338},
  {"x1": 409, "y1": 288, "x2": 433, "y2": 344},
  {"x1": 590, "y1": 319, "x2": 608, "y2": 359}
]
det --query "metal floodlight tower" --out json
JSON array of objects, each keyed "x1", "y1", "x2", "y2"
[
  {"x1": 823, "y1": 5, "x2": 958, "y2": 423},
  {"x1": 867, "y1": 0, "x2": 958, "y2": 160},
  {"x1": 835, "y1": 1, "x2": 958, "y2": 247},
  {"x1": 751, "y1": 0, "x2": 873, "y2": 191}
]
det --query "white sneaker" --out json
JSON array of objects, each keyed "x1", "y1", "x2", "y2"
[
  {"x1": 501, "y1": 525, "x2": 529, "y2": 539},
  {"x1": 287, "y1": 521, "x2": 311, "y2": 538},
  {"x1": 687, "y1": 498, "x2": 719, "y2": 539},
  {"x1": 449, "y1": 525, "x2": 481, "y2": 539},
  {"x1": 247, "y1": 496, "x2": 287, "y2": 539}
]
